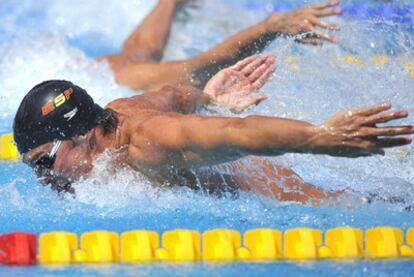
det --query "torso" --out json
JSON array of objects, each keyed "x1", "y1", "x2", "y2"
[{"x1": 101, "y1": 88, "x2": 240, "y2": 194}]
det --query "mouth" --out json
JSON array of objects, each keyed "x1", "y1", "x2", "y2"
[
  {"x1": 49, "y1": 177, "x2": 73, "y2": 193},
  {"x1": 38, "y1": 170, "x2": 72, "y2": 193}
]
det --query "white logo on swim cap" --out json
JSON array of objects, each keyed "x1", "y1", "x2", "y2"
[{"x1": 64, "y1": 107, "x2": 78, "y2": 121}]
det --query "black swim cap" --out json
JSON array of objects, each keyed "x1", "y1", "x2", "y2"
[{"x1": 13, "y1": 80, "x2": 105, "y2": 154}]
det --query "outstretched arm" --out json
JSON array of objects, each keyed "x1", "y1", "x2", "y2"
[
  {"x1": 130, "y1": 103, "x2": 413, "y2": 167},
  {"x1": 189, "y1": 0, "x2": 342, "y2": 86},
  {"x1": 112, "y1": 55, "x2": 275, "y2": 113},
  {"x1": 106, "y1": 0, "x2": 340, "y2": 91}
]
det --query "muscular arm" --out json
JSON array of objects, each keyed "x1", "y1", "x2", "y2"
[
  {"x1": 106, "y1": 1, "x2": 341, "y2": 90},
  {"x1": 110, "y1": 23, "x2": 276, "y2": 90},
  {"x1": 189, "y1": 0, "x2": 342, "y2": 86},
  {"x1": 188, "y1": 22, "x2": 275, "y2": 87},
  {"x1": 149, "y1": 114, "x2": 314, "y2": 158},
  {"x1": 130, "y1": 103, "x2": 413, "y2": 167},
  {"x1": 123, "y1": 0, "x2": 176, "y2": 62}
]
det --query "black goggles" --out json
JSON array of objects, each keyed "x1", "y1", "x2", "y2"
[{"x1": 28, "y1": 140, "x2": 62, "y2": 170}]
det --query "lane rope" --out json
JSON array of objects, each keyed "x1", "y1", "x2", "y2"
[{"x1": 0, "y1": 226, "x2": 413, "y2": 265}]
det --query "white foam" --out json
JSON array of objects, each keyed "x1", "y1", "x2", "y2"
[
  {"x1": 0, "y1": 33, "x2": 136, "y2": 129},
  {"x1": 0, "y1": 0, "x2": 412, "y2": 213}
]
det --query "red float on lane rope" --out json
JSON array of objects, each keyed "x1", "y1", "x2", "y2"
[{"x1": 0, "y1": 232, "x2": 37, "y2": 265}]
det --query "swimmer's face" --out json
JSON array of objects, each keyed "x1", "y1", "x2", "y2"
[{"x1": 23, "y1": 131, "x2": 95, "y2": 192}]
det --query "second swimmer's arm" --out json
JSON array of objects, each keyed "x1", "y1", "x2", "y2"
[
  {"x1": 122, "y1": 0, "x2": 178, "y2": 62},
  {"x1": 185, "y1": 0, "x2": 342, "y2": 87}
]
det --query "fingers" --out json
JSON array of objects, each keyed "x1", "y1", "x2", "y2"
[
  {"x1": 352, "y1": 103, "x2": 392, "y2": 116},
  {"x1": 374, "y1": 137, "x2": 412, "y2": 149},
  {"x1": 308, "y1": 15, "x2": 339, "y2": 30},
  {"x1": 247, "y1": 63, "x2": 273, "y2": 83},
  {"x1": 310, "y1": 0, "x2": 339, "y2": 10},
  {"x1": 365, "y1": 125, "x2": 414, "y2": 137},
  {"x1": 310, "y1": 0, "x2": 342, "y2": 17},
  {"x1": 241, "y1": 55, "x2": 275, "y2": 76},
  {"x1": 356, "y1": 137, "x2": 412, "y2": 156},
  {"x1": 232, "y1": 93, "x2": 268, "y2": 113},
  {"x1": 252, "y1": 65, "x2": 276, "y2": 89},
  {"x1": 316, "y1": 32, "x2": 337, "y2": 43},
  {"x1": 231, "y1": 56, "x2": 258, "y2": 71},
  {"x1": 247, "y1": 57, "x2": 276, "y2": 84},
  {"x1": 363, "y1": 110, "x2": 408, "y2": 126},
  {"x1": 295, "y1": 32, "x2": 336, "y2": 45},
  {"x1": 313, "y1": 7, "x2": 342, "y2": 17},
  {"x1": 294, "y1": 21, "x2": 338, "y2": 44},
  {"x1": 295, "y1": 36, "x2": 322, "y2": 45}
]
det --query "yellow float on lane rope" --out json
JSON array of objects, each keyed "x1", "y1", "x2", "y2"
[
  {"x1": 121, "y1": 230, "x2": 159, "y2": 263},
  {"x1": 365, "y1": 227, "x2": 406, "y2": 259},
  {"x1": 402, "y1": 227, "x2": 414, "y2": 257},
  {"x1": 244, "y1": 228, "x2": 282, "y2": 260},
  {"x1": 79, "y1": 230, "x2": 119, "y2": 263},
  {"x1": 39, "y1": 232, "x2": 78, "y2": 264},
  {"x1": 283, "y1": 228, "x2": 324, "y2": 259},
  {"x1": 202, "y1": 229, "x2": 241, "y2": 262},
  {"x1": 3, "y1": 226, "x2": 414, "y2": 265},
  {"x1": 161, "y1": 229, "x2": 201, "y2": 262},
  {"x1": 0, "y1": 133, "x2": 19, "y2": 161},
  {"x1": 325, "y1": 227, "x2": 363, "y2": 259}
]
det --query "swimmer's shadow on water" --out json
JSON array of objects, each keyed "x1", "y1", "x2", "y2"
[
  {"x1": 335, "y1": 176, "x2": 414, "y2": 212},
  {"x1": 363, "y1": 192, "x2": 414, "y2": 212}
]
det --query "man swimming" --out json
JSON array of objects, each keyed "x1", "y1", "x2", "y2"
[
  {"x1": 13, "y1": 67, "x2": 413, "y2": 204},
  {"x1": 100, "y1": 0, "x2": 343, "y2": 91}
]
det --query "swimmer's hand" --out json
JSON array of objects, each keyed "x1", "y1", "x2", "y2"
[
  {"x1": 204, "y1": 55, "x2": 276, "y2": 113},
  {"x1": 309, "y1": 103, "x2": 413, "y2": 157},
  {"x1": 264, "y1": 0, "x2": 342, "y2": 45}
]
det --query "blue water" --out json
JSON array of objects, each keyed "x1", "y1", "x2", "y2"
[
  {"x1": 0, "y1": 0, "x2": 413, "y2": 276},
  {"x1": 2, "y1": 260, "x2": 414, "y2": 277}
]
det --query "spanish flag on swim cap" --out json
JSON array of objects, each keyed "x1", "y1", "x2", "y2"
[{"x1": 13, "y1": 80, "x2": 105, "y2": 154}]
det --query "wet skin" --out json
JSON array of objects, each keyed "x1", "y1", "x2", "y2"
[
  {"x1": 22, "y1": 0, "x2": 414, "y2": 203},
  {"x1": 23, "y1": 85, "x2": 413, "y2": 204},
  {"x1": 100, "y1": 0, "x2": 344, "y2": 91}
]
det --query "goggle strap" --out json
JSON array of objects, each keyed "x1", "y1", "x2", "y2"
[{"x1": 49, "y1": 140, "x2": 62, "y2": 157}]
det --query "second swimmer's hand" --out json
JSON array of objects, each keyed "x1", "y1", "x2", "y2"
[
  {"x1": 308, "y1": 103, "x2": 414, "y2": 157},
  {"x1": 204, "y1": 55, "x2": 276, "y2": 113},
  {"x1": 264, "y1": 0, "x2": 342, "y2": 45}
]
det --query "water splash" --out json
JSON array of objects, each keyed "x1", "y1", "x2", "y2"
[{"x1": 0, "y1": 0, "x2": 413, "y2": 236}]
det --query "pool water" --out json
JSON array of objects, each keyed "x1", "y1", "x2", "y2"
[{"x1": 0, "y1": 0, "x2": 413, "y2": 276}]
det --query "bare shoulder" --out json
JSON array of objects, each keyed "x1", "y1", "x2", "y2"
[
  {"x1": 106, "y1": 97, "x2": 133, "y2": 111},
  {"x1": 107, "y1": 85, "x2": 196, "y2": 114},
  {"x1": 106, "y1": 95, "x2": 160, "y2": 114}
]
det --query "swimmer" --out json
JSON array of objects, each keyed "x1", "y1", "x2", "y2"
[
  {"x1": 14, "y1": 67, "x2": 413, "y2": 205},
  {"x1": 100, "y1": 0, "x2": 343, "y2": 91}
]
